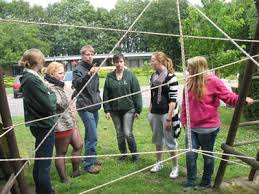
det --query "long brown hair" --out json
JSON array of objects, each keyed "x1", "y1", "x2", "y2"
[
  {"x1": 152, "y1": 52, "x2": 175, "y2": 74},
  {"x1": 187, "y1": 56, "x2": 208, "y2": 99},
  {"x1": 19, "y1": 48, "x2": 45, "y2": 69}
]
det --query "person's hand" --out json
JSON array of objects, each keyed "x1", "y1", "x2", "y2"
[
  {"x1": 88, "y1": 66, "x2": 98, "y2": 76},
  {"x1": 134, "y1": 113, "x2": 140, "y2": 119},
  {"x1": 165, "y1": 120, "x2": 172, "y2": 131},
  {"x1": 105, "y1": 112, "x2": 111, "y2": 120},
  {"x1": 246, "y1": 97, "x2": 254, "y2": 105}
]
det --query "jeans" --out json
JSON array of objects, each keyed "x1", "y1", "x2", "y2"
[
  {"x1": 30, "y1": 127, "x2": 55, "y2": 194},
  {"x1": 185, "y1": 128, "x2": 220, "y2": 185},
  {"x1": 111, "y1": 109, "x2": 137, "y2": 154},
  {"x1": 79, "y1": 111, "x2": 99, "y2": 168}
]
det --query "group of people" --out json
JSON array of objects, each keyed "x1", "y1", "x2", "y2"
[{"x1": 19, "y1": 45, "x2": 253, "y2": 194}]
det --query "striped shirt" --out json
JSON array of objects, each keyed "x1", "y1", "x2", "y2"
[{"x1": 150, "y1": 73, "x2": 180, "y2": 131}]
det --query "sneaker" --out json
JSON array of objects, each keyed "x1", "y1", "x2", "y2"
[
  {"x1": 169, "y1": 166, "x2": 179, "y2": 179},
  {"x1": 194, "y1": 182, "x2": 211, "y2": 190},
  {"x1": 95, "y1": 160, "x2": 102, "y2": 166},
  {"x1": 150, "y1": 162, "x2": 163, "y2": 173},
  {"x1": 85, "y1": 165, "x2": 101, "y2": 174},
  {"x1": 132, "y1": 154, "x2": 140, "y2": 163},
  {"x1": 183, "y1": 182, "x2": 196, "y2": 192},
  {"x1": 118, "y1": 155, "x2": 127, "y2": 161}
]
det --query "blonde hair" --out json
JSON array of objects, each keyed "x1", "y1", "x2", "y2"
[
  {"x1": 152, "y1": 52, "x2": 175, "y2": 74},
  {"x1": 46, "y1": 62, "x2": 64, "y2": 77},
  {"x1": 80, "y1": 45, "x2": 95, "y2": 55},
  {"x1": 19, "y1": 48, "x2": 45, "y2": 69},
  {"x1": 187, "y1": 56, "x2": 208, "y2": 99}
]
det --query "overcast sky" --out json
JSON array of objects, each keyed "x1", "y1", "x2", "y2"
[{"x1": 7, "y1": 0, "x2": 202, "y2": 9}]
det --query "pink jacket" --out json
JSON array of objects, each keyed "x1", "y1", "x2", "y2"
[{"x1": 181, "y1": 74, "x2": 239, "y2": 129}]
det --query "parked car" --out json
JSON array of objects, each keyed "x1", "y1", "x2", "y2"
[{"x1": 12, "y1": 75, "x2": 23, "y2": 98}]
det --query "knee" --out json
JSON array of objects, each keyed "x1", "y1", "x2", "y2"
[{"x1": 186, "y1": 151, "x2": 198, "y2": 161}]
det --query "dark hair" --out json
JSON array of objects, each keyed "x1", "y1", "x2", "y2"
[{"x1": 112, "y1": 53, "x2": 126, "y2": 63}]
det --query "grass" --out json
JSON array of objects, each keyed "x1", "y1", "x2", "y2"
[
  {"x1": 5, "y1": 87, "x2": 13, "y2": 95},
  {"x1": 9, "y1": 107, "x2": 259, "y2": 194}
]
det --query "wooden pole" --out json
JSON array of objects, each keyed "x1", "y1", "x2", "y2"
[
  {"x1": 0, "y1": 68, "x2": 29, "y2": 194},
  {"x1": 239, "y1": 120, "x2": 259, "y2": 127},
  {"x1": 248, "y1": 151, "x2": 259, "y2": 181},
  {"x1": 214, "y1": 0, "x2": 259, "y2": 188}
]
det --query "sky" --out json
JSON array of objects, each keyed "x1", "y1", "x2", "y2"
[{"x1": 8, "y1": 0, "x2": 202, "y2": 9}]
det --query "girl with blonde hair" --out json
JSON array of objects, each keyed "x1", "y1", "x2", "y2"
[
  {"x1": 148, "y1": 52, "x2": 181, "y2": 179},
  {"x1": 20, "y1": 49, "x2": 56, "y2": 194},
  {"x1": 181, "y1": 56, "x2": 253, "y2": 190},
  {"x1": 45, "y1": 62, "x2": 83, "y2": 183}
]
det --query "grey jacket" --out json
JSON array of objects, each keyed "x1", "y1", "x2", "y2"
[
  {"x1": 72, "y1": 61, "x2": 101, "y2": 112},
  {"x1": 50, "y1": 85, "x2": 75, "y2": 132}
]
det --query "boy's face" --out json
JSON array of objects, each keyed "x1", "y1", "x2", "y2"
[
  {"x1": 81, "y1": 49, "x2": 94, "y2": 64},
  {"x1": 114, "y1": 58, "x2": 125, "y2": 72}
]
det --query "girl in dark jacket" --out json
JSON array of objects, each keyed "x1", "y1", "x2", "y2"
[
  {"x1": 103, "y1": 54, "x2": 142, "y2": 162},
  {"x1": 20, "y1": 49, "x2": 56, "y2": 194}
]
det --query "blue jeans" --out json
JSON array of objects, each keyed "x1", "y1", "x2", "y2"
[
  {"x1": 185, "y1": 128, "x2": 220, "y2": 185},
  {"x1": 110, "y1": 109, "x2": 137, "y2": 154},
  {"x1": 79, "y1": 111, "x2": 99, "y2": 168},
  {"x1": 30, "y1": 127, "x2": 55, "y2": 194}
]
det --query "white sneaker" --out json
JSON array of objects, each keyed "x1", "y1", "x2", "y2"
[
  {"x1": 150, "y1": 162, "x2": 163, "y2": 173},
  {"x1": 169, "y1": 166, "x2": 179, "y2": 179}
]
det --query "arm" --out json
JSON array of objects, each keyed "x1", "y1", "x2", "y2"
[
  {"x1": 72, "y1": 67, "x2": 91, "y2": 91},
  {"x1": 180, "y1": 89, "x2": 187, "y2": 128},
  {"x1": 131, "y1": 74, "x2": 142, "y2": 114},
  {"x1": 103, "y1": 78, "x2": 112, "y2": 114}
]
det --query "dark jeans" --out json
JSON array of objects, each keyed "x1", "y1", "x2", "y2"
[
  {"x1": 111, "y1": 109, "x2": 137, "y2": 154},
  {"x1": 185, "y1": 128, "x2": 220, "y2": 185},
  {"x1": 79, "y1": 111, "x2": 99, "y2": 168},
  {"x1": 30, "y1": 127, "x2": 55, "y2": 194}
]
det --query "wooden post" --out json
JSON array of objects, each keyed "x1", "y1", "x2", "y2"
[
  {"x1": 214, "y1": 0, "x2": 259, "y2": 188},
  {"x1": 248, "y1": 151, "x2": 259, "y2": 181},
  {"x1": 0, "y1": 68, "x2": 29, "y2": 194}
]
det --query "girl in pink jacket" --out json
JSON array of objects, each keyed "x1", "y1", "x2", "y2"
[{"x1": 181, "y1": 56, "x2": 253, "y2": 191}]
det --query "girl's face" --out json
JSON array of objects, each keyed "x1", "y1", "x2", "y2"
[
  {"x1": 54, "y1": 66, "x2": 65, "y2": 81},
  {"x1": 151, "y1": 56, "x2": 162, "y2": 71},
  {"x1": 187, "y1": 65, "x2": 194, "y2": 75},
  {"x1": 114, "y1": 58, "x2": 125, "y2": 72}
]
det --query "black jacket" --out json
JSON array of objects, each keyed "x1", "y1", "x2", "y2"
[{"x1": 72, "y1": 61, "x2": 101, "y2": 112}]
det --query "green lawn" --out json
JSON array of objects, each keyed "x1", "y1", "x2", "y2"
[
  {"x1": 5, "y1": 87, "x2": 13, "y2": 95},
  {"x1": 10, "y1": 107, "x2": 259, "y2": 194}
]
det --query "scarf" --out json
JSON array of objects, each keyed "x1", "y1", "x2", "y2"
[
  {"x1": 45, "y1": 74, "x2": 65, "y2": 88},
  {"x1": 151, "y1": 67, "x2": 168, "y2": 104}
]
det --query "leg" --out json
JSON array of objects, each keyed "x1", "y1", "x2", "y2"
[
  {"x1": 111, "y1": 112, "x2": 127, "y2": 154},
  {"x1": 123, "y1": 109, "x2": 138, "y2": 154},
  {"x1": 198, "y1": 128, "x2": 220, "y2": 185},
  {"x1": 55, "y1": 135, "x2": 70, "y2": 183},
  {"x1": 185, "y1": 130, "x2": 200, "y2": 186},
  {"x1": 31, "y1": 128, "x2": 55, "y2": 194},
  {"x1": 70, "y1": 128, "x2": 83, "y2": 176},
  {"x1": 78, "y1": 111, "x2": 98, "y2": 169}
]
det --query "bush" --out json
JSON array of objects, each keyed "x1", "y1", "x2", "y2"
[
  {"x1": 238, "y1": 64, "x2": 259, "y2": 121},
  {"x1": 3, "y1": 76, "x2": 14, "y2": 88}
]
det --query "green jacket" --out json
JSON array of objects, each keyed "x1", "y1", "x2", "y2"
[
  {"x1": 103, "y1": 69, "x2": 142, "y2": 113},
  {"x1": 20, "y1": 71, "x2": 57, "y2": 129}
]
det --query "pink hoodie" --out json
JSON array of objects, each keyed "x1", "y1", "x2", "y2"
[{"x1": 181, "y1": 74, "x2": 239, "y2": 129}]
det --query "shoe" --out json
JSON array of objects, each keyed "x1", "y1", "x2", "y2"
[
  {"x1": 132, "y1": 154, "x2": 140, "y2": 163},
  {"x1": 118, "y1": 155, "x2": 127, "y2": 161},
  {"x1": 95, "y1": 160, "x2": 102, "y2": 166},
  {"x1": 183, "y1": 182, "x2": 196, "y2": 192},
  {"x1": 85, "y1": 165, "x2": 101, "y2": 174},
  {"x1": 150, "y1": 161, "x2": 163, "y2": 173},
  {"x1": 194, "y1": 182, "x2": 212, "y2": 190},
  {"x1": 60, "y1": 177, "x2": 70, "y2": 184},
  {"x1": 169, "y1": 166, "x2": 179, "y2": 179},
  {"x1": 71, "y1": 170, "x2": 86, "y2": 178}
]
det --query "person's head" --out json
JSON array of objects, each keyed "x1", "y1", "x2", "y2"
[
  {"x1": 46, "y1": 62, "x2": 65, "y2": 81},
  {"x1": 187, "y1": 56, "x2": 209, "y2": 99},
  {"x1": 19, "y1": 48, "x2": 45, "y2": 71},
  {"x1": 113, "y1": 54, "x2": 126, "y2": 72},
  {"x1": 80, "y1": 45, "x2": 95, "y2": 64},
  {"x1": 151, "y1": 52, "x2": 175, "y2": 74}
]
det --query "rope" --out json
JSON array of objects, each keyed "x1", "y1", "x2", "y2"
[
  {"x1": 2, "y1": 53, "x2": 259, "y2": 136},
  {"x1": 6, "y1": 0, "x2": 154, "y2": 188},
  {"x1": 79, "y1": 151, "x2": 188, "y2": 194},
  {"x1": 176, "y1": 0, "x2": 192, "y2": 151},
  {"x1": 190, "y1": 3, "x2": 259, "y2": 67},
  {"x1": 1, "y1": 18, "x2": 259, "y2": 43}
]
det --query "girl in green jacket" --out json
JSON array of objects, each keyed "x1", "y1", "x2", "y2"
[{"x1": 103, "y1": 54, "x2": 142, "y2": 162}]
